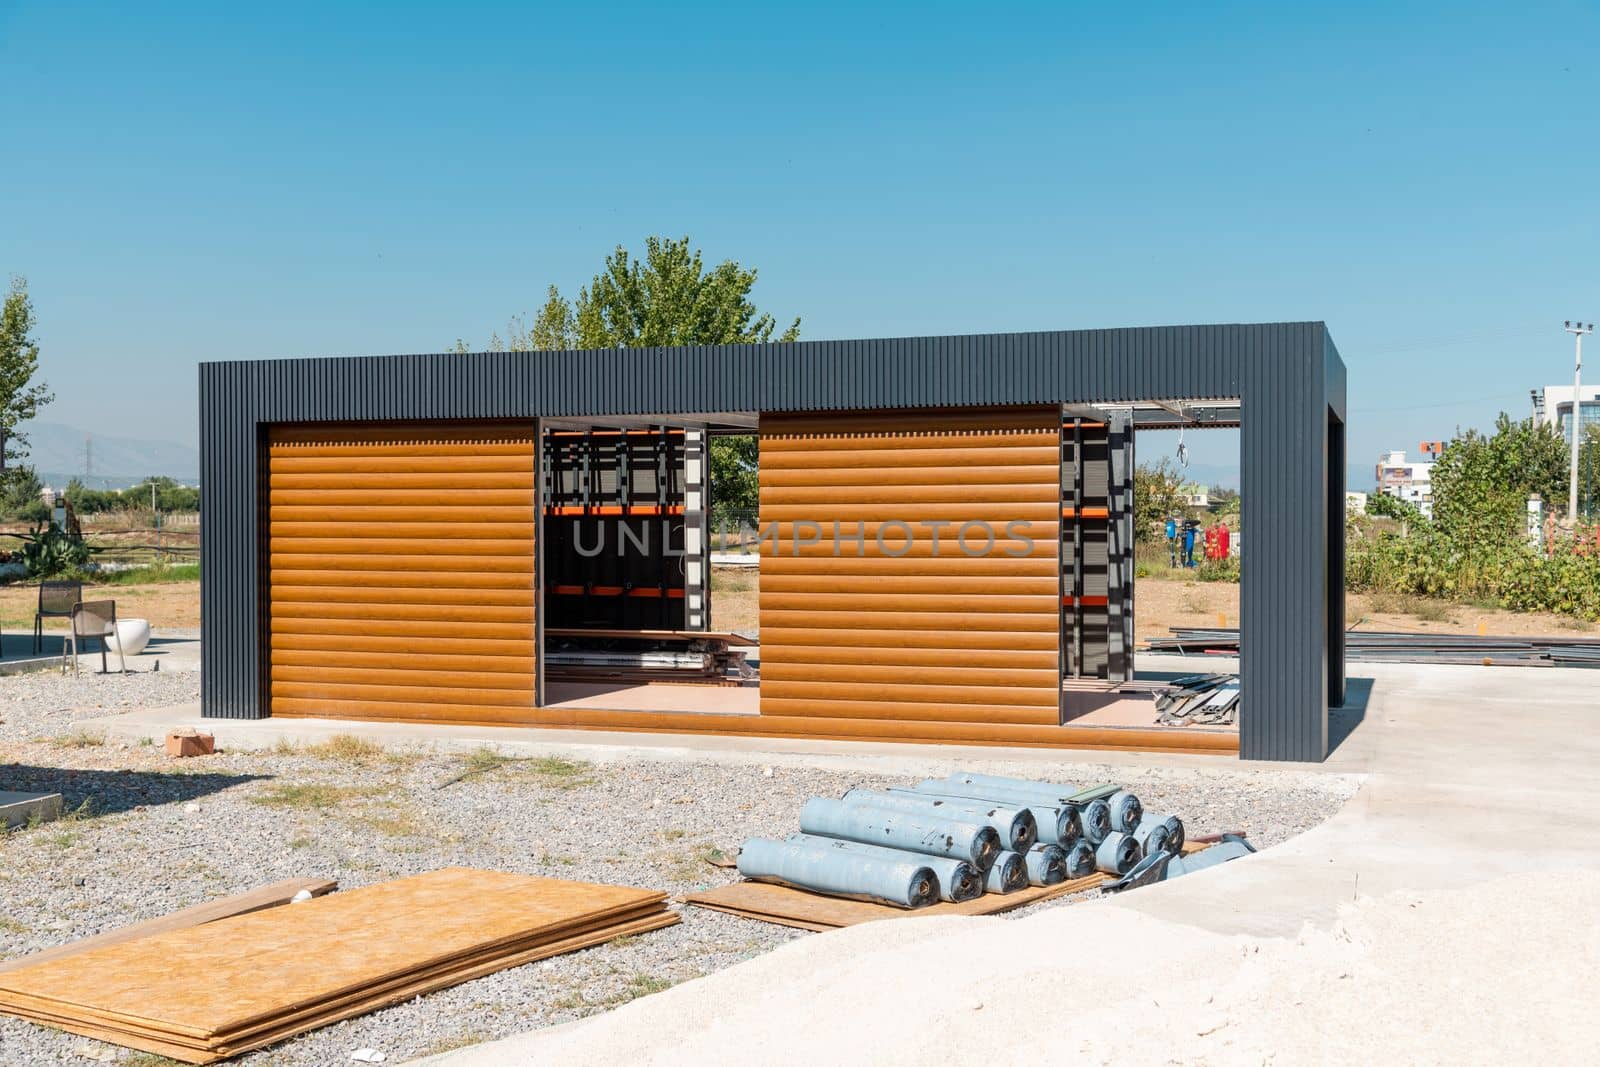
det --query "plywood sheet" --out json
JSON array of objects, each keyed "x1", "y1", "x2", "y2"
[
  {"x1": 0, "y1": 878, "x2": 336, "y2": 976},
  {"x1": 0, "y1": 868, "x2": 671, "y2": 1059},
  {"x1": 683, "y1": 873, "x2": 1108, "y2": 929}
]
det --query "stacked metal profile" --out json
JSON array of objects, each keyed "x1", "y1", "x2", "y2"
[
  {"x1": 1148, "y1": 627, "x2": 1600, "y2": 669},
  {"x1": 737, "y1": 772, "x2": 1186, "y2": 908},
  {"x1": 1155, "y1": 674, "x2": 1241, "y2": 726}
]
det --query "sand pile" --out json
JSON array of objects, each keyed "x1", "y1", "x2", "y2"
[{"x1": 422, "y1": 868, "x2": 1600, "y2": 1066}]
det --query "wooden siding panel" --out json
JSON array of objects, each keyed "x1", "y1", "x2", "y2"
[
  {"x1": 265, "y1": 422, "x2": 536, "y2": 722},
  {"x1": 759, "y1": 408, "x2": 1061, "y2": 725}
]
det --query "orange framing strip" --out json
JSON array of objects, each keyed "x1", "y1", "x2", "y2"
[
  {"x1": 546, "y1": 505, "x2": 685, "y2": 516},
  {"x1": 269, "y1": 704, "x2": 1238, "y2": 755}
]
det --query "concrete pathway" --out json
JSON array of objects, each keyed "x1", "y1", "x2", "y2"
[{"x1": 405, "y1": 659, "x2": 1600, "y2": 1064}]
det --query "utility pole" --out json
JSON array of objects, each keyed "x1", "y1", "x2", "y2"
[{"x1": 1564, "y1": 321, "x2": 1595, "y2": 522}]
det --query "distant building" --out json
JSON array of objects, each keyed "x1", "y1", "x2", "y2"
[
  {"x1": 1375, "y1": 450, "x2": 1433, "y2": 517},
  {"x1": 1177, "y1": 483, "x2": 1210, "y2": 508},
  {"x1": 1531, "y1": 384, "x2": 1600, "y2": 445},
  {"x1": 1346, "y1": 491, "x2": 1369, "y2": 515}
]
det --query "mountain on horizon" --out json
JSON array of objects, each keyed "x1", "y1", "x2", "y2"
[{"x1": 12, "y1": 421, "x2": 199, "y2": 489}]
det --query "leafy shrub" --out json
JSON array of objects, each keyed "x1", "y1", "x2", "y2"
[{"x1": 19, "y1": 521, "x2": 91, "y2": 579}]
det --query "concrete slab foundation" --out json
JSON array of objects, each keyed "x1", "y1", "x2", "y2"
[{"x1": 0, "y1": 791, "x2": 63, "y2": 829}]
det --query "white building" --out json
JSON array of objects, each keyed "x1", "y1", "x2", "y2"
[
  {"x1": 1531, "y1": 384, "x2": 1600, "y2": 445},
  {"x1": 1375, "y1": 450, "x2": 1433, "y2": 517}
]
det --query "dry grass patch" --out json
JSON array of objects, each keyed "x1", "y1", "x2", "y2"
[
  {"x1": 306, "y1": 734, "x2": 385, "y2": 763},
  {"x1": 250, "y1": 782, "x2": 380, "y2": 812},
  {"x1": 51, "y1": 730, "x2": 105, "y2": 749}
]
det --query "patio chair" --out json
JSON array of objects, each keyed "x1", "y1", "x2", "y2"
[
  {"x1": 35, "y1": 579, "x2": 83, "y2": 654},
  {"x1": 61, "y1": 600, "x2": 126, "y2": 676}
]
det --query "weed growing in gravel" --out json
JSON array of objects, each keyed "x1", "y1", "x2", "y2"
[
  {"x1": 619, "y1": 973, "x2": 673, "y2": 1001},
  {"x1": 251, "y1": 783, "x2": 379, "y2": 811},
  {"x1": 271, "y1": 737, "x2": 303, "y2": 756},
  {"x1": 51, "y1": 730, "x2": 105, "y2": 748},
  {"x1": 307, "y1": 734, "x2": 385, "y2": 762},
  {"x1": 355, "y1": 804, "x2": 426, "y2": 838},
  {"x1": 523, "y1": 756, "x2": 596, "y2": 789},
  {"x1": 0, "y1": 916, "x2": 28, "y2": 934},
  {"x1": 438, "y1": 748, "x2": 597, "y2": 790}
]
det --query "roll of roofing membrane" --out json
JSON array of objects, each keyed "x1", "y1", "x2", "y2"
[
  {"x1": 1107, "y1": 790, "x2": 1144, "y2": 833},
  {"x1": 1093, "y1": 831, "x2": 1143, "y2": 875},
  {"x1": 910, "y1": 781, "x2": 1086, "y2": 848},
  {"x1": 857, "y1": 788, "x2": 1038, "y2": 853},
  {"x1": 1064, "y1": 839, "x2": 1097, "y2": 878},
  {"x1": 787, "y1": 834, "x2": 983, "y2": 903},
  {"x1": 985, "y1": 850, "x2": 1028, "y2": 894},
  {"x1": 799, "y1": 797, "x2": 1002, "y2": 870},
  {"x1": 1130, "y1": 816, "x2": 1171, "y2": 857},
  {"x1": 737, "y1": 836, "x2": 938, "y2": 908},
  {"x1": 1024, "y1": 843, "x2": 1068, "y2": 886}
]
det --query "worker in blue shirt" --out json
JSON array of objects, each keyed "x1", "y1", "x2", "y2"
[
  {"x1": 1165, "y1": 516, "x2": 1178, "y2": 566},
  {"x1": 1181, "y1": 520, "x2": 1198, "y2": 567}
]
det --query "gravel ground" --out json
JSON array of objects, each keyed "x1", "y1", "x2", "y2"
[{"x1": 1, "y1": 669, "x2": 1359, "y2": 1066}]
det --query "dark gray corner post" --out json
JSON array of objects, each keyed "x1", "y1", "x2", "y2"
[
  {"x1": 1238, "y1": 323, "x2": 1337, "y2": 762},
  {"x1": 200, "y1": 360, "x2": 268, "y2": 720}
]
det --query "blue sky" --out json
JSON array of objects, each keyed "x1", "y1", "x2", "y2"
[{"x1": 3, "y1": 1, "x2": 1597, "y2": 487}]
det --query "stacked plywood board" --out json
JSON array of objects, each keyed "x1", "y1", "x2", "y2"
[{"x1": 0, "y1": 868, "x2": 676, "y2": 1064}]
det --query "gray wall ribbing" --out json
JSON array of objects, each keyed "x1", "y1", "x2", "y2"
[{"x1": 201, "y1": 323, "x2": 1344, "y2": 762}]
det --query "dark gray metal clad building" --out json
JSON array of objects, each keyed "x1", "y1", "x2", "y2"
[{"x1": 200, "y1": 321, "x2": 1347, "y2": 762}]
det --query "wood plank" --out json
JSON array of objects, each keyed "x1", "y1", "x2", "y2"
[
  {"x1": 268, "y1": 585, "x2": 534, "y2": 607},
  {"x1": 268, "y1": 488, "x2": 534, "y2": 507},
  {"x1": 268, "y1": 569, "x2": 534, "y2": 590},
  {"x1": 756, "y1": 626, "x2": 1057, "y2": 652},
  {"x1": 268, "y1": 455, "x2": 535, "y2": 475},
  {"x1": 268, "y1": 504, "x2": 534, "y2": 523},
  {"x1": 761, "y1": 446, "x2": 1060, "y2": 470},
  {"x1": 758, "y1": 678, "x2": 1061, "y2": 707},
  {"x1": 751, "y1": 554, "x2": 1055, "y2": 578},
  {"x1": 757, "y1": 609, "x2": 1056, "y2": 633},
  {"x1": 268, "y1": 539, "x2": 533, "y2": 558},
  {"x1": 761, "y1": 592, "x2": 1053, "y2": 614},
  {"x1": 759, "y1": 502, "x2": 1058, "y2": 523},
  {"x1": 270, "y1": 521, "x2": 534, "y2": 540},
  {"x1": 0, "y1": 879, "x2": 337, "y2": 977},
  {"x1": 759, "y1": 482, "x2": 1061, "y2": 505},
  {"x1": 270, "y1": 649, "x2": 535, "y2": 675},
  {"x1": 759, "y1": 662, "x2": 1059, "y2": 688},
  {"x1": 270, "y1": 553, "x2": 535, "y2": 573},
  {"x1": 755, "y1": 644, "x2": 1055, "y2": 670},
  {"x1": 270, "y1": 632, "x2": 534, "y2": 656},
  {"x1": 682, "y1": 872, "x2": 1108, "y2": 929},
  {"x1": 271, "y1": 665, "x2": 536, "y2": 690},
  {"x1": 267, "y1": 617, "x2": 531, "y2": 643},
  {"x1": 268, "y1": 471, "x2": 537, "y2": 490},
  {"x1": 759, "y1": 574, "x2": 1058, "y2": 596},
  {"x1": 759, "y1": 464, "x2": 1063, "y2": 488},
  {"x1": 269, "y1": 601, "x2": 535, "y2": 624},
  {"x1": 760, "y1": 431, "x2": 1061, "y2": 452}
]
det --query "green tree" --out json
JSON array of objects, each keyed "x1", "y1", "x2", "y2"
[
  {"x1": 1580, "y1": 424, "x2": 1600, "y2": 519},
  {"x1": 0, "y1": 276, "x2": 54, "y2": 471},
  {"x1": 1132, "y1": 458, "x2": 1189, "y2": 542},
  {"x1": 531, "y1": 237, "x2": 800, "y2": 350},
  {"x1": 475, "y1": 237, "x2": 800, "y2": 517},
  {"x1": 1430, "y1": 414, "x2": 1567, "y2": 544}
]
